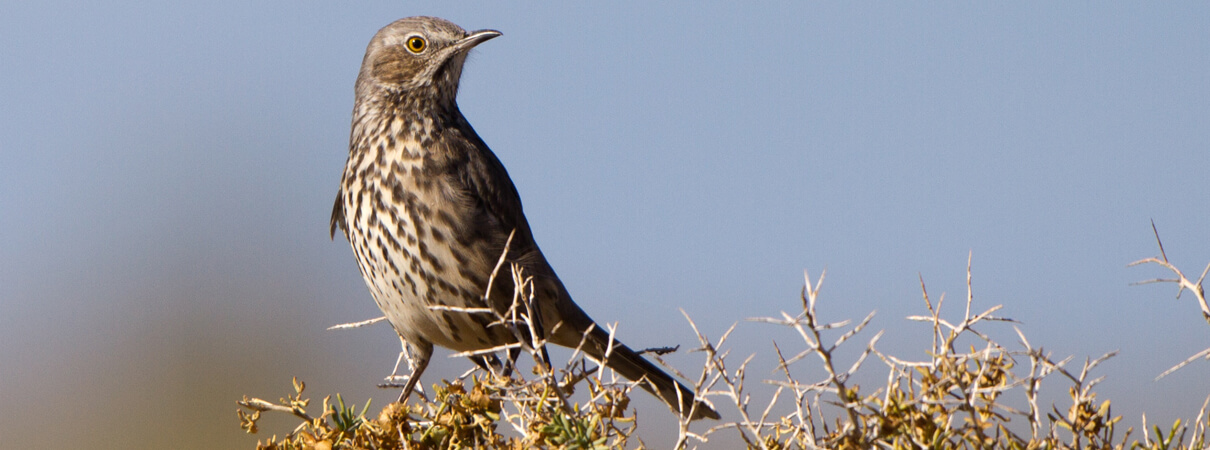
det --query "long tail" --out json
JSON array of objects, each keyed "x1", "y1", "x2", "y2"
[
  {"x1": 527, "y1": 262, "x2": 719, "y2": 420},
  {"x1": 582, "y1": 326, "x2": 720, "y2": 421}
]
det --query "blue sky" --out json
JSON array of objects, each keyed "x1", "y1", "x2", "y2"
[{"x1": 2, "y1": 2, "x2": 1208, "y2": 448}]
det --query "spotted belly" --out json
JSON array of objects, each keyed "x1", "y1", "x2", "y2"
[{"x1": 343, "y1": 180, "x2": 511, "y2": 352}]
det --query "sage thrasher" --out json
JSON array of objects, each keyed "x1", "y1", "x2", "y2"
[{"x1": 329, "y1": 16, "x2": 718, "y2": 420}]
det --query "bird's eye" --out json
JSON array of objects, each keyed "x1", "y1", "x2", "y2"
[{"x1": 406, "y1": 36, "x2": 427, "y2": 53}]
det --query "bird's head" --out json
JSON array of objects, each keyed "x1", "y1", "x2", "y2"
[{"x1": 357, "y1": 16, "x2": 500, "y2": 106}]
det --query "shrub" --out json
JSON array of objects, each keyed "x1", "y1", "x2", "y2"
[{"x1": 239, "y1": 231, "x2": 1210, "y2": 449}]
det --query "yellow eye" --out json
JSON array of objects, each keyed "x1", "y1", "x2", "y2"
[{"x1": 406, "y1": 36, "x2": 427, "y2": 53}]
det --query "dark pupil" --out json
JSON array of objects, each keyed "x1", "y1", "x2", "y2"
[{"x1": 410, "y1": 38, "x2": 423, "y2": 50}]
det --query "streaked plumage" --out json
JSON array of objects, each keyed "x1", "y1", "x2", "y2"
[{"x1": 331, "y1": 16, "x2": 717, "y2": 420}]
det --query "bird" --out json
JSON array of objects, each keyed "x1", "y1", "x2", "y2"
[{"x1": 329, "y1": 16, "x2": 718, "y2": 421}]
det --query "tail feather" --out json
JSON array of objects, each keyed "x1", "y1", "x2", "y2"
[
  {"x1": 535, "y1": 270, "x2": 718, "y2": 420},
  {"x1": 582, "y1": 327, "x2": 720, "y2": 421}
]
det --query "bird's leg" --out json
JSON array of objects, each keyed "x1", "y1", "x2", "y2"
[
  {"x1": 396, "y1": 341, "x2": 433, "y2": 403},
  {"x1": 380, "y1": 335, "x2": 427, "y2": 400},
  {"x1": 536, "y1": 340, "x2": 553, "y2": 373},
  {"x1": 503, "y1": 347, "x2": 522, "y2": 377},
  {"x1": 380, "y1": 334, "x2": 412, "y2": 388},
  {"x1": 469, "y1": 353, "x2": 510, "y2": 377},
  {"x1": 521, "y1": 293, "x2": 553, "y2": 373}
]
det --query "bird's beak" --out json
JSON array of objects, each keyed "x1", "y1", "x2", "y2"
[{"x1": 455, "y1": 29, "x2": 502, "y2": 53}]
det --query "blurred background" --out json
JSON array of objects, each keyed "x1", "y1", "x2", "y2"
[{"x1": 2, "y1": 2, "x2": 1208, "y2": 448}]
